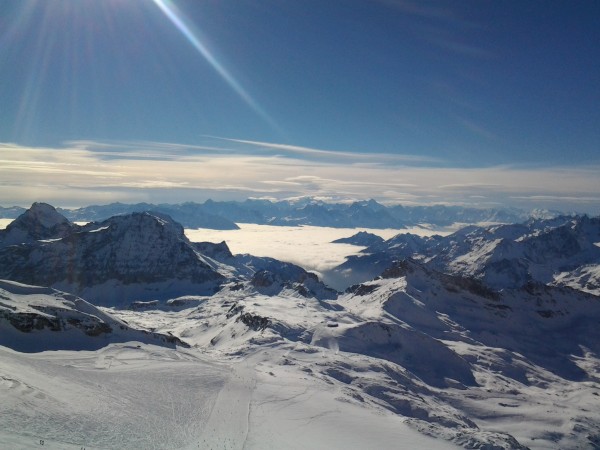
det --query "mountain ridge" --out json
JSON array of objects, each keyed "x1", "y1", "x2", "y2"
[
  {"x1": 1, "y1": 198, "x2": 568, "y2": 230},
  {"x1": 328, "y1": 214, "x2": 600, "y2": 294}
]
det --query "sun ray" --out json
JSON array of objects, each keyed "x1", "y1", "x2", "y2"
[{"x1": 151, "y1": 0, "x2": 281, "y2": 133}]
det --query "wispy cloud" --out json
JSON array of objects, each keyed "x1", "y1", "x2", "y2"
[
  {"x1": 0, "y1": 140, "x2": 598, "y2": 213},
  {"x1": 207, "y1": 136, "x2": 443, "y2": 165}
]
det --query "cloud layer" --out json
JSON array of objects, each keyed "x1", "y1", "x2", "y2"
[{"x1": 1, "y1": 139, "x2": 599, "y2": 213}]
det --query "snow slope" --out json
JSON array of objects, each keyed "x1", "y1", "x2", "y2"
[
  {"x1": 0, "y1": 279, "x2": 186, "y2": 352},
  {"x1": 0, "y1": 344, "x2": 227, "y2": 449},
  {"x1": 102, "y1": 269, "x2": 600, "y2": 449},
  {"x1": 2, "y1": 261, "x2": 599, "y2": 448},
  {"x1": 0, "y1": 342, "x2": 460, "y2": 450}
]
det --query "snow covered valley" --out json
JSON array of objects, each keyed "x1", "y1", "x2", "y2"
[{"x1": 1, "y1": 204, "x2": 600, "y2": 449}]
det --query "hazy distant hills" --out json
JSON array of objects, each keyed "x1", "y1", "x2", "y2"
[
  {"x1": 1, "y1": 198, "x2": 563, "y2": 229},
  {"x1": 59, "y1": 202, "x2": 241, "y2": 230}
]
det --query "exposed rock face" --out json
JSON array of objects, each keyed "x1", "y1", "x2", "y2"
[
  {"x1": 193, "y1": 241, "x2": 234, "y2": 260},
  {"x1": 0, "y1": 202, "x2": 79, "y2": 248},
  {"x1": 0, "y1": 211, "x2": 224, "y2": 304},
  {"x1": 0, "y1": 279, "x2": 188, "y2": 351}
]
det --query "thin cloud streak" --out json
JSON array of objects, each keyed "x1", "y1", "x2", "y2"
[
  {"x1": 208, "y1": 136, "x2": 443, "y2": 165},
  {"x1": 0, "y1": 140, "x2": 598, "y2": 214}
]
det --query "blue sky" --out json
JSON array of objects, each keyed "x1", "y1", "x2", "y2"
[{"x1": 1, "y1": 0, "x2": 599, "y2": 212}]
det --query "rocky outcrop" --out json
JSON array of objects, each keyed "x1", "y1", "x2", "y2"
[
  {"x1": 0, "y1": 279, "x2": 189, "y2": 351},
  {"x1": 0, "y1": 210, "x2": 224, "y2": 305},
  {"x1": 0, "y1": 202, "x2": 79, "y2": 248}
]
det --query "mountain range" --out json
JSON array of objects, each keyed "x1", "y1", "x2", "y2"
[
  {"x1": 0, "y1": 203, "x2": 334, "y2": 306},
  {"x1": 326, "y1": 215, "x2": 600, "y2": 295},
  {"x1": 0, "y1": 198, "x2": 563, "y2": 229},
  {"x1": 0, "y1": 202, "x2": 598, "y2": 449}
]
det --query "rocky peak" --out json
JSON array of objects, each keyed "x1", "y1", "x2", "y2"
[
  {"x1": 331, "y1": 231, "x2": 384, "y2": 247},
  {"x1": 0, "y1": 210, "x2": 224, "y2": 305},
  {"x1": 193, "y1": 241, "x2": 234, "y2": 260},
  {"x1": 84, "y1": 211, "x2": 188, "y2": 245},
  {"x1": 0, "y1": 202, "x2": 77, "y2": 247},
  {"x1": 380, "y1": 259, "x2": 420, "y2": 279}
]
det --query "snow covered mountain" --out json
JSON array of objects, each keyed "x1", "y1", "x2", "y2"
[
  {"x1": 0, "y1": 204, "x2": 337, "y2": 306},
  {"x1": 0, "y1": 279, "x2": 186, "y2": 352},
  {"x1": 193, "y1": 241, "x2": 338, "y2": 300},
  {"x1": 25, "y1": 197, "x2": 552, "y2": 230},
  {"x1": 81, "y1": 258, "x2": 598, "y2": 449},
  {"x1": 0, "y1": 208, "x2": 225, "y2": 305},
  {"x1": 329, "y1": 214, "x2": 600, "y2": 294},
  {"x1": 0, "y1": 202, "x2": 79, "y2": 248}
]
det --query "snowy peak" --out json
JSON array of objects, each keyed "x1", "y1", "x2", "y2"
[
  {"x1": 334, "y1": 214, "x2": 600, "y2": 292},
  {"x1": 0, "y1": 202, "x2": 77, "y2": 247},
  {"x1": 82, "y1": 211, "x2": 190, "y2": 247},
  {"x1": 0, "y1": 211, "x2": 224, "y2": 305},
  {"x1": 21, "y1": 202, "x2": 70, "y2": 229}
]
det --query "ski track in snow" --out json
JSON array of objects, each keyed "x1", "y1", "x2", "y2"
[
  {"x1": 0, "y1": 341, "x2": 462, "y2": 450},
  {"x1": 0, "y1": 344, "x2": 228, "y2": 450},
  {"x1": 200, "y1": 357, "x2": 256, "y2": 450}
]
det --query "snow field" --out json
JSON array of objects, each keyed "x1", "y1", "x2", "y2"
[{"x1": 0, "y1": 344, "x2": 227, "y2": 449}]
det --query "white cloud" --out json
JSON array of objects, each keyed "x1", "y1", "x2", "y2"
[
  {"x1": 185, "y1": 224, "x2": 435, "y2": 274},
  {"x1": 0, "y1": 140, "x2": 599, "y2": 214},
  {"x1": 207, "y1": 136, "x2": 443, "y2": 165}
]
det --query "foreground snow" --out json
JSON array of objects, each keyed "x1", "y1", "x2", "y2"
[
  {"x1": 107, "y1": 283, "x2": 599, "y2": 449},
  {"x1": 0, "y1": 344, "x2": 225, "y2": 449},
  {"x1": 2, "y1": 273, "x2": 599, "y2": 449},
  {"x1": 0, "y1": 343, "x2": 456, "y2": 450}
]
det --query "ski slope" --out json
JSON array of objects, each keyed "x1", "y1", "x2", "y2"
[{"x1": 0, "y1": 343, "x2": 457, "y2": 450}]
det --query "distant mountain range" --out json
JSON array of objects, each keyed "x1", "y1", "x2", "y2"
[{"x1": 0, "y1": 198, "x2": 564, "y2": 229}]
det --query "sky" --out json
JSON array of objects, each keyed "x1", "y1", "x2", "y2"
[{"x1": 1, "y1": 0, "x2": 599, "y2": 213}]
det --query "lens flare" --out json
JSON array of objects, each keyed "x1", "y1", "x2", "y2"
[{"x1": 152, "y1": 0, "x2": 281, "y2": 133}]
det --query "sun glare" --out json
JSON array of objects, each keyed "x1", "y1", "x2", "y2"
[{"x1": 151, "y1": 0, "x2": 281, "y2": 133}]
